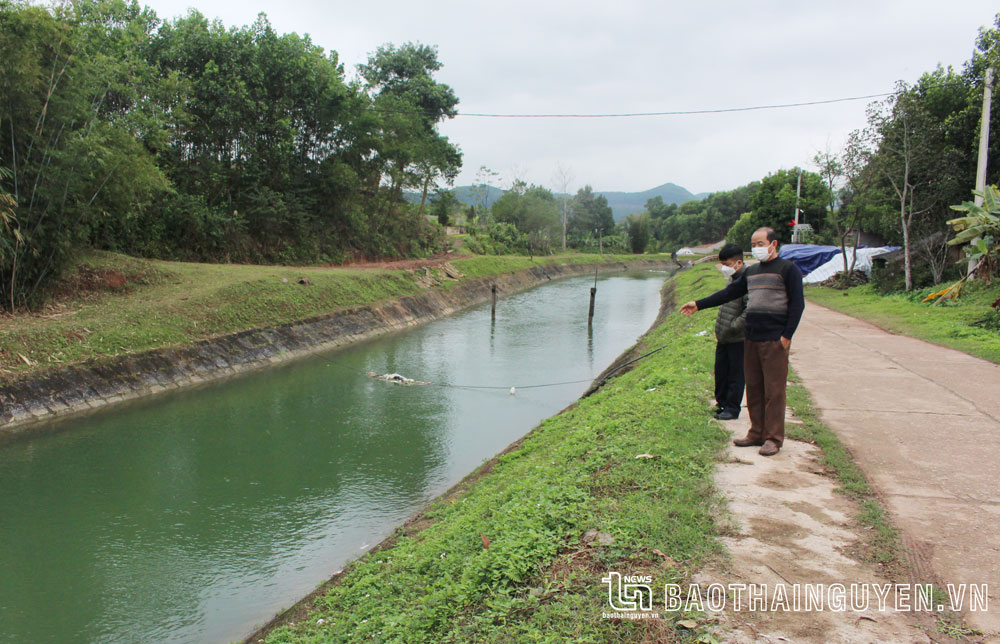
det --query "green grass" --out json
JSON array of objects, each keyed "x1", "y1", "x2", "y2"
[
  {"x1": 258, "y1": 265, "x2": 729, "y2": 644},
  {"x1": 0, "y1": 250, "x2": 669, "y2": 382},
  {"x1": 805, "y1": 282, "x2": 1000, "y2": 364}
]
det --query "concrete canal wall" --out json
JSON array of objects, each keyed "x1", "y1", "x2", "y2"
[{"x1": 0, "y1": 259, "x2": 677, "y2": 433}]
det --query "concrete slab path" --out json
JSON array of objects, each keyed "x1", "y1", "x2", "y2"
[
  {"x1": 791, "y1": 300, "x2": 1000, "y2": 638},
  {"x1": 703, "y1": 429, "x2": 934, "y2": 643}
]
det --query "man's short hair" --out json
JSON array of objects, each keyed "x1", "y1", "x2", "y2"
[
  {"x1": 754, "y1": 227, "x2": 778, "y2": 243},
  {"x1": 718, "y1": 243, "x2": 743, "y2": 261}
]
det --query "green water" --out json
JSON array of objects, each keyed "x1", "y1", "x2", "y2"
[{"x1": 0, "y1": 271, "x2": 669, "y2": 643}]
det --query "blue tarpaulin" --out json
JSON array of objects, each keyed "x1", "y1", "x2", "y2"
[{"x1": 778, "y1": 244, "x2": 843, "y2": 276}]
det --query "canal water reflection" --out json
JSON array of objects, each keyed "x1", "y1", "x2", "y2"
[{"x1": 0, "y1": 270, "x2": 669, "y2": 644}]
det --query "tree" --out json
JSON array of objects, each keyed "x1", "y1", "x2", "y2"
[
  {"x1": 359, "y1": 42, "x2": 462, "y2": 216},
  {"x1": 0, "y1": 0, "x2": 170, "y2": 308},
  {"x1": 1, "y1": 3, "x2": 467, "y2": 306},
  {"x1": 471, "y1": 165, "x2": 499, "y2": 221},
  {"x1": 648, "y1": 183, "x2": 758, "y2": 249},
  {"x1": 491, "y1": 183, "x2": 560, "y2": 254},
  {"x1": 431, "y1": 188, "x2": 458, "y2": 226},
  {"x1": 745, "y1": 168, "x2": 830, "y2": 244},
  {"x1": 551, "y1": 162, "x2": 573, "y2": 250},
  {"x1": 813, "y1": 146, "x2": 866, "y2": 284},
  {"x1": 625, "y1": 212, "x2": 651, "y2": 253},
  {"x1": 568, "y1": 185, "x2": 614, "y2": 244},
  {"x1": 861, "y1": 82, "x2": 953, "y2": 289},
  {"x1": 725, "y1": 212, "x2": 756, "y2": 250}
]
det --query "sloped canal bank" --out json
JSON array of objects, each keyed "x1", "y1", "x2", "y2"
[
  {"x1": 1, "y1": 257, "x2": 674, "y2": 433},
  {"x1": 0, "y1": 270, "x2": 674, "y2": 644},
  {"x1": 253, "y1": 267, "x2": 734, "y2": 644}
]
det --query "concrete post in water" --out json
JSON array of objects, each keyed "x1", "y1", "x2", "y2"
[
  {"x1": 491, "y1": 284, "x2": 497, "y2": 319},
  {"x1": 588, "y1": 262, "x2": 598, "y2": 326}
]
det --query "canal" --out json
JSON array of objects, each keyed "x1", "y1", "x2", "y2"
[{"x1": 0, "y1": 270, "x2": 670, "y2": 643}]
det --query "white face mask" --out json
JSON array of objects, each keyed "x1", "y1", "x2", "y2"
[
  {"x1": 719, "y1": 265, "x2": 736, "y2": 277},
  {"x1": 751, "y1": 245, "x2": 773, "y2": 262}
]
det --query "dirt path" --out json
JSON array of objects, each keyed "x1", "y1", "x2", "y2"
[
  {"x1": 787, "y1": 301, "x2": 1000, "y2": 641},
  {"x1": 332, "y1": 252, "x2": 473, "y2": 270},
  {"x1": 702, "y1": 413, "x2": 936, "y2": 643}
]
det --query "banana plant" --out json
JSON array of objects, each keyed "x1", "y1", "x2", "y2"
[{"x1": 922, "y1": 186, "x2": 999, "y2": 303}]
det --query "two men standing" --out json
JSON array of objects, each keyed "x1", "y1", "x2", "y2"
[{"x1": 681, "y1": 227, "x2": 805, "y2": 456}]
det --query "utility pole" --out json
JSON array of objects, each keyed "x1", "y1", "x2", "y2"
[
  {"x1": 794, "y1": 168, "x2": 802, "y2": 226},
  {"x1": 970, "y1": 67, "x2": 994, "y2": 277},
  {"x1": 791, "y1": 168, "x2": 803, "y2": 242}
]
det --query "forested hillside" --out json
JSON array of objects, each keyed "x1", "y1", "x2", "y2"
[
  {"x1": 0, "y1": 0, "x2": 460, "y2": 309},
  {"x1": 5, "y1": 0, "x2": 1000, "y2": 310}
]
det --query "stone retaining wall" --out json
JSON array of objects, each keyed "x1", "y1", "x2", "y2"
[{"x1": 1, "y1": 259, "x2": 676, "y2": 434}]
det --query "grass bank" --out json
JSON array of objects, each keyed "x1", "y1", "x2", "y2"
[
  {"x1": 255, "y1": 266, "x2": 729, "y2": 644},
  {"x1": 805, "y1": 282, "x2": 1000, "y2": 364},
  {"x1": 0, "y1": 250, "x2": 667, "y2": 383}
]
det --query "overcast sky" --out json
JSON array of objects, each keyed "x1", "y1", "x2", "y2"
[{"x1": 139, "y1": 0, "x2": 998, "y2": 195}]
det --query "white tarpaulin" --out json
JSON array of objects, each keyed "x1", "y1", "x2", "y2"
[{"x1": 802, "y1": 246, "x2": 899, "y2": 284}]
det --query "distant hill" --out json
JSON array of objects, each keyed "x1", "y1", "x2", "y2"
[
  {"x1": 595, "y1": 183, "x2": 701, "y2": 220},
  {"x1": 407, "y1": 182, "x2": 706, "y2": 220},
  {"x1": 402, "y1": 185, "x2": 505, "y2": 210},
  {"x1": 454, "y1": 185, "x2": 505, "y2": 209}
]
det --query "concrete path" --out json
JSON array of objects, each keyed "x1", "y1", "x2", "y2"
[
  {"x1": 791, "y1": 301, "x2": 1000, "y2": 638},
  {"x1": 703, "y1": 428, "x2": 934, "y2": 643}
]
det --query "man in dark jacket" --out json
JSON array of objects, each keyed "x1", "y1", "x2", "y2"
[
  {"x1": 713, "y1": 244, "x2": 748, "y2": 421},
  {"x1": 680, "y1": 227, "x2": 804, "y2": 456}
]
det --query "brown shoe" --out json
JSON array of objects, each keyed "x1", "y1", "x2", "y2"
[
  {"x1": 758, "y1": 440, "x2": 780, "y2": 456},
  {"x1": 733, "y1": 435, "x2": 764, "y2": 447}
]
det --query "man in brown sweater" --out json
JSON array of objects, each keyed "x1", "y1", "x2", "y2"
[{"x1": 680, "y1": 228, "x2": 804, "y2": 456}]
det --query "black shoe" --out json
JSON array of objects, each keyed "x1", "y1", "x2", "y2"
[{"x1": 715, "y1": 411, "x2": 738, "y2": 421}]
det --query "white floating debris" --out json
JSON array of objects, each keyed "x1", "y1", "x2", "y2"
[
  {"x1": 509, "y1": 387, "x2": 516, "y2": 396},
  {"x1": 368, "y1": 372, "x2": 431, "y2": 385}
]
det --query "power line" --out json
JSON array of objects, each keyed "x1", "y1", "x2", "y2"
[
  {"x1": 366, "y1": 78, "x2": 974, "y2": 120},
  {"x1": 455, "y1": 92, "x2": 894, "y2": 118}
]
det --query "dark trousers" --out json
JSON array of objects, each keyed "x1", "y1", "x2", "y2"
[
  {"x1": 714, "y1": 341, "x2": 745, "y2": 416},
  {"x1": 743, "y1": 339, "x2": 789, "y2": 447}
]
